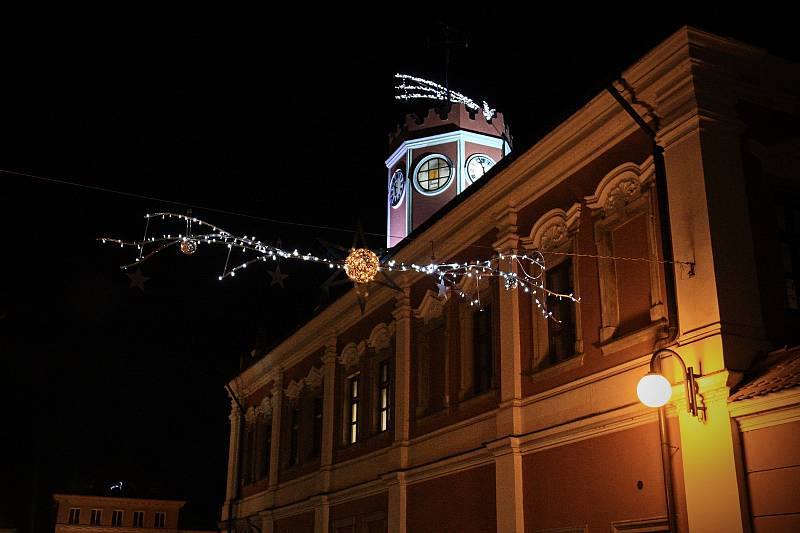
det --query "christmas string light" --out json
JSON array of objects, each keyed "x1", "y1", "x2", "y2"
[
  {"x1": 99, "y1": 212, "x2": 579, "y2": 320},
  {"x1": 394, "y1": 74, "x2": 496, "y2": 121}
]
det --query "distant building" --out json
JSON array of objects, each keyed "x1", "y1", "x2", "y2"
[
  {"x1": 53, "y1": 494, "x2": 211, "y2": 533},
  {"x1": 221, "y1": 27, "x2": 800, "y2": 532}
]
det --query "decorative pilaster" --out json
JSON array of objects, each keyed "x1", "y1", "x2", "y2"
[
  {"x1": 493, "y1": 207, "x2": 524, "y2": 436},
  {"x1": 319, "y1": 335, "x2": 337, "y2": 493},
  {"x1": 268, "y1": 371, "x2": 284, "y2": 490},
  {"x1": 224, "y1": 390, "x2": 242, "y2": 507},
  {"x1": 314, "y1": 495, "x2": 330, "y2": 533},
  {"x1": 392, "y1": 288, "x2": 412, "y2": 467},
  {"x1": 383, "y1": 471, "x2": 407, "y2": 533},
  {"x1": 487, "y1": 437, "x2": 525, "y2": 533}
]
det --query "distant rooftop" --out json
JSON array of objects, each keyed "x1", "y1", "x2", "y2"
[{"x1": 729, "y1": 346, "x2": 800, "y2": 402}]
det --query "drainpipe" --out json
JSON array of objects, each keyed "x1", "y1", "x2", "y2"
[
  {"x1": 225, "y1": 383, "x2": 246, "y2": 533},
  {"x1": 607, "y1": 83, "x2": 681, "y2": 532}
]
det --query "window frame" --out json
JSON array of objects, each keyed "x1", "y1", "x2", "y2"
[
  {"x1": 112, "y1": 510, "x2": 124, "y2": 526},
  {"x1": 376, "y1": 358, "x2": 391, "y2": 432},
  {"x1": 154, "y1": 511, "x2": 166, "y2": 529},
  {"x1": 345, "y1": 372, "x2": 360, "y2": 445},
  {"x1": 90, "y1": 509, "x2": 102, "y2": 526},
  {"x1": 412, "y1": 154, "x2": 454, "y2": 196},
  {"x1": 585, "y1": 160, "x2": 665, "y2": 349},
  {"x1": 132, "y1": 510, "x2": 145, "y2": 528},
  {"x1": 68, "y1": 508, "x2": 81, "y2": 525}
]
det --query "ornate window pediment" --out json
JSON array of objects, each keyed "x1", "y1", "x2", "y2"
[
  {"x1": 584, "y1": 159, "x2": 654, "y2": 217},
  {"x1": 338, "y1": 341, "x2": 366, "y2": 368},
  {"x1": 305, "y1": 365, "x2": 323, "y2": 390},
  {"x1": 522, "y1": 204, "x2": 581, "y2": 253},
  {"x1": 284, "y1": 379, "x2": 304, "y2": 403},
  {"x1": 255, "y1": 395, "x2": 272, "y2": 418},
  {"x1": 367, "y1": 321, "x2": 396, "y2": 352},
  {"x1": 414, "y1": 289, "x2": 447, "y2": 324}
]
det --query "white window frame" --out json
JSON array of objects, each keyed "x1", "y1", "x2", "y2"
[{"x1": 412, "y1": 153, "x2": 455, "y2": 196}]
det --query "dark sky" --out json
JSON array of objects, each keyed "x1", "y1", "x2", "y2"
[{"x1": 1, "y1": 5, "x2": 797, "y2": 531}]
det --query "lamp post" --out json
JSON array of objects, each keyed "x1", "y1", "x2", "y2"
[{"x1": 637, "y1": 348, "x2": 705, "y2": 419}]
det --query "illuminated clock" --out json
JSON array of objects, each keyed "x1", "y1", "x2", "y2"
[
  {"x1": 389, "y1": 169, "x2": 405, "y2": 207},
  {"x1": 465, "y1": 154, "x2": 496, "y2": 183}
]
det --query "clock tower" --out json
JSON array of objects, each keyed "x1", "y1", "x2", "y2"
[{"x1": 386, "y1": 103, "x2": 510, "y2": 248}]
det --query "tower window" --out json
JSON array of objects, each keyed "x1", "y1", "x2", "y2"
[{"x1": 414, "y1": 155, "x2": 453, "y2": 194}]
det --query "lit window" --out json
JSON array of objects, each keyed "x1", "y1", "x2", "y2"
[
  {"x1": 378, "y1": 360, "x2": 391, "y2": 431},
  {"x1": 90, "y1": 509, "x2": 102, "y2": 526},
  {"x1": 414, "y1": 155, "x2": 452, "y2": 194},
  {"x1": 347, "y1": 374, "x2": 360, "y2": 444},
  {"x1": 68, "y1": 508, "x2": 81, "y2": 525},
  {"x1": 112, "y1": 510, "x2": 124, "y2": 526},
  {"x1": 154, "y1": 512, "x2": 166, "y2": 529},
  {"x1": 133, "y1": 511, "x2": 144, "y2": 528}
]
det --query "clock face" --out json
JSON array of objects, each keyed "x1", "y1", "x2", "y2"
[
  {"x1": 466, "y1": 154, "x2": 496, "y2": 183},
  {"x1": 389, "y1": 169, "x2": 405, "y2": 207}
]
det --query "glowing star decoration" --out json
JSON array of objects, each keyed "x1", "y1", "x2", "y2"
[
  {"x1": 99, "y1": 212, "x2": 579, "y2": 322},
  {"x1": 180, "y1": 239, "x2": 198, "y2": 255},
  {"x1": 344, "y1": 248, "x2": 380, "y2": 284},
  {"x1": 394, "y1": 74, "x2": 496, "y2": 121}
]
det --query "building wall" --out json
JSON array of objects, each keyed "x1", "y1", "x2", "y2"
[
  {"x1": 221, "y1": 27, "x2": 800, "y2": 533},
  {"x1": 741, "y1": 420, "x2": 800, "y2": 532},
  {"x1": 406, "y1": 464, "x2": 495, "y2": 533}
]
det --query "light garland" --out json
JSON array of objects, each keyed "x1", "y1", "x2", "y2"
[
  {"x1": 394, "y1": 74, "x2": 496, "y2": 121},
  {"x1": 99, "y1": 212, "x2": 579, "y2": 320}
]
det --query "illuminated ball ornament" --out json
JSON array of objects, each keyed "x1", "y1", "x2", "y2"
[
  {"x1": 344, "y1": 248, "x2": 380, "y2": 284},
  {"x1": 180, "y1": 239, "x2": 198, "y2": 255},
  {"x1": 636, "y1": 372, "x2": 673, "y2": 407}
]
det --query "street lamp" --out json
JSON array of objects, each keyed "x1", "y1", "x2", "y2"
[{"x1": 637, "y1": 348, "x2": 705, "y2": 420}]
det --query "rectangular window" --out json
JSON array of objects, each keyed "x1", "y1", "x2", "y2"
[
  {"x1": 112, "y1": 510, "x2": 124, "y2": 526},
  {"x1": 288, "y1": 407, "x2": 300, "y2": 466},
  {"x1": 90, "y1": 509, "x2": 102, "y2": 525},
  {"x1": 68, "y1": 508, "x2": 81, "y2": 525},
  {"x1": 311, "y1": 396, "x2": 323, "y2": 457},
  {"x1": 348, "y1": 374, "x2": 360, "y2": 444},
  {"x1": 545, "y1": 258, "x2": 576, "y2": 365},
  {"x1": 133, "y1": 511, "x2": 144, "y2": 528},
  {"x1": 472, "y1": 306, "x2": 494, "y2": 394},
  {"x1": 258, "y1": 418, "x2": 271, "y2": 480},
  {"x1": 154, "y1": 512, "x2": 166, "y2": 529},
  {"x1": 378, "y1": 360, "x2": 391, "y2": 432}
]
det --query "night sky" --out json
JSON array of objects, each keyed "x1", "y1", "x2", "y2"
[{"x1": 1, "y1": 5, "x2": 797, "y2": 531}]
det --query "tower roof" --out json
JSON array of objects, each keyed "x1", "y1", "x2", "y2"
[{"x1": 388, "y1": 103, "x2": 507, "y2": 150}]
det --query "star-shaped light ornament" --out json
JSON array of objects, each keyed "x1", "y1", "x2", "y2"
[
  {"x1": 437, "y1": 279, "x2": 449, "y2": 299},
  {"x1": 126, "y1": 267, "x2": 149, "y2": 292},
  {"x1": 268, "y1": 264, "x2": 288, "y2": 288}
]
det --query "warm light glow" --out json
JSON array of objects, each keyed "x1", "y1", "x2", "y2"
[
  {"x1": 637, "y1": 372, "x2": 672, "y2": 407},
  {"x1": 344, "y1": 248, "x2": 380, "y2": 284},
  {"x1": 180, "y1": 239, "x2": 198, "y2": 255}
]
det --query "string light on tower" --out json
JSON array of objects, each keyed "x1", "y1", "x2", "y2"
[{"x1": 394, "y1": 73, "x2": 496, "y2": 120}]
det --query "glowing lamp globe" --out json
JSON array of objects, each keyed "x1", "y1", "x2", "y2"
[
  {"x1": 344, "y1": 248, "x2": 380, "y2": 284},
  {"x1": 180, "y1": 239, "x2": 198, "y2": 255},
  {"x1": 637, "y1": 372, "x2": 673, "y2": 407}
]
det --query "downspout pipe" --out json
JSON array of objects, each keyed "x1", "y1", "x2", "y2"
[
  {"x1": 607, "y1": 83, "x2": 680, "y2": 533},
  {"x1": 225, "y1": 383, "x2": 246, "y2": 533}
]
